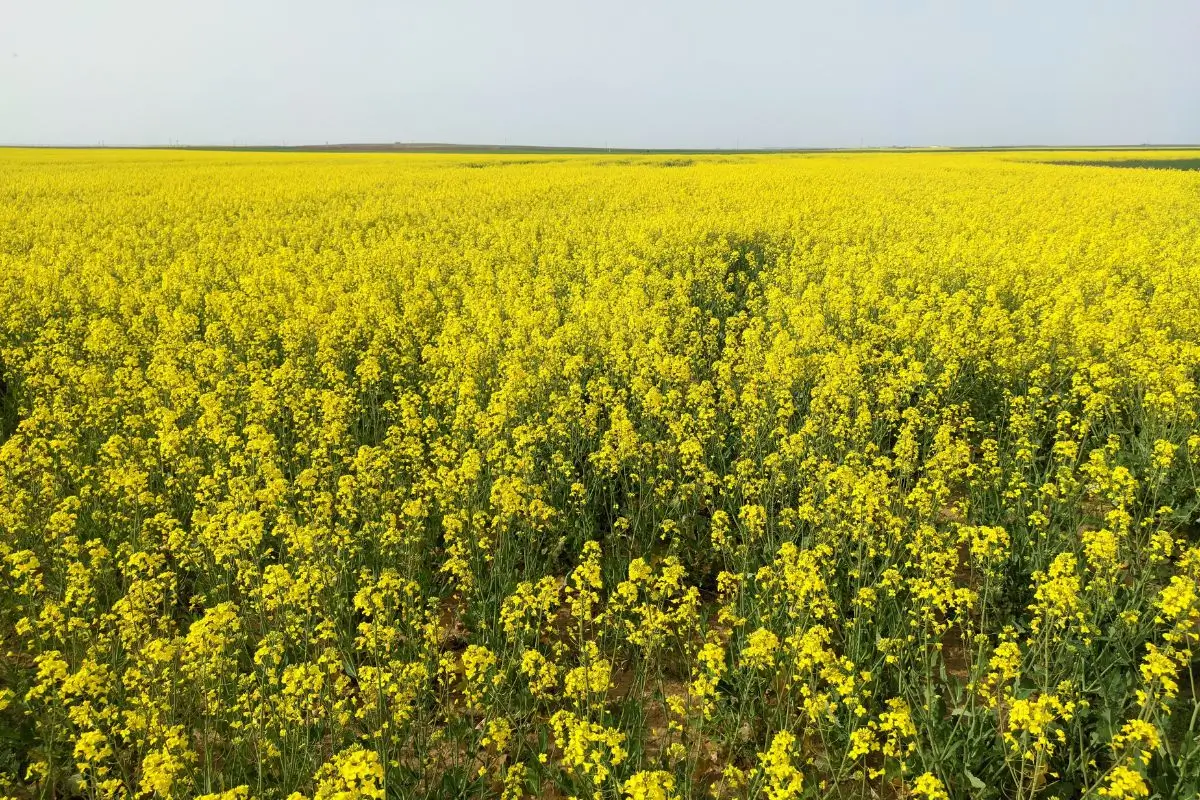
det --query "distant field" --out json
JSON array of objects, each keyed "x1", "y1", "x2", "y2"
[
  {"x1": 1049, "y1": 157, "x2": 1200, "y2": 171},
  {"x1": 1, "y1": 149, "x2": 1199, "y2": 800}
]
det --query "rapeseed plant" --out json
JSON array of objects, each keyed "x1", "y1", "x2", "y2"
[{"x1": 0, "y1": 147, "x2": 1198, "y2": 798}]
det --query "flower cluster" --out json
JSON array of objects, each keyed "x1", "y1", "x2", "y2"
[{"x1": 1, "y1": 147, "x2": 1198, "y2": 799}]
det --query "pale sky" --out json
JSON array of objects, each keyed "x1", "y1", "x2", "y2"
[{"x1": 1, "y1": 0, "x2": 1197, "y2": 149}]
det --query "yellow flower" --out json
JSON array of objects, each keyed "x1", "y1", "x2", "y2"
[
  {"x1": 520, "y1": 649, "x2": 559, "y2": 699},
  {"x1": 623, "y1": 770, "x2": 679, "y2": 800},
  {"x1": 6, "y1": 144, "x2": 1200, "y2": 800},
  {"x1": 1097, "y1": 765, "x2": 1149, "y2": 799},
  {"x1": 1028, "y1": 552, "x2": 1089, "y2": 638},
  {"x1": 461, "y1": 644, "x2": 500, "y2": 710},
  {"x1": 501, "y1": 763, "x2": 528, "y2": 800},
  {"x1": 73, "y1": 729, "x2": 112, "y2": 775},
  {"x1": 740, "y1": 627, "x2": 780, "y2": 671},
  {"x1": 1137, "y1": 644, "x2": 1181, "y2": 708},
  {"x1": 1111, "y1": 719, "x2": 1160, "y2": 765},
  {"x1": 689, "y1": 639, "x2": 727, "y2": 718},
  {"x1": 196, "y1": 788, "x2": 251, "y2": 800},
  {"x1": 313, "y1": 746, "x2": 385, "y2": 800},
  {"x1": 483, "y1": 717, "x2": 513, "y2": 751},
  {"x1": 877, "y1": 698, "x2": 918, "y2": 760},
  {"x1": 549, "y1": 710, "x2": 627, "y2": 788},
  {"x1": 909, "y1": 772, "x2": 949, "y2": 800},
  {"x1": 138, "y1": 726, "x2": 193, "y2": 798},
  {"x1": 564, "y1": 641, "x2": 612, "y2": 705},
  {"x1": 1004, "y1": 693, "x2": 1075, "y2": 760},
  {"x1": 977, "y1": 636, "x2": 1022, "y2": 705},
  {"x1": 753, "y1": 731, "x2": 803, "y2": 800}
]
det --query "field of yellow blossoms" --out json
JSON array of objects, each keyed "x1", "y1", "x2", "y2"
[{"x1": 1, "y1": 148, "x2": 1199, "y2": 800}]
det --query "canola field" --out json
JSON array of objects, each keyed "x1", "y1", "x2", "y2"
[{"x1": 1, "y1": 148, "x2": 1199, "y2": 800}]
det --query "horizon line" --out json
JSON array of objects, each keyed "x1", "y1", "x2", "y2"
[{"x1": 3, "y1": 141, "x2": 1200, "y2": 155}]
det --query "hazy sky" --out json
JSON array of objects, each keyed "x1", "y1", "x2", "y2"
[{"x1": 2, "y1": 0, "x2": 1197, "y2": 148}]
